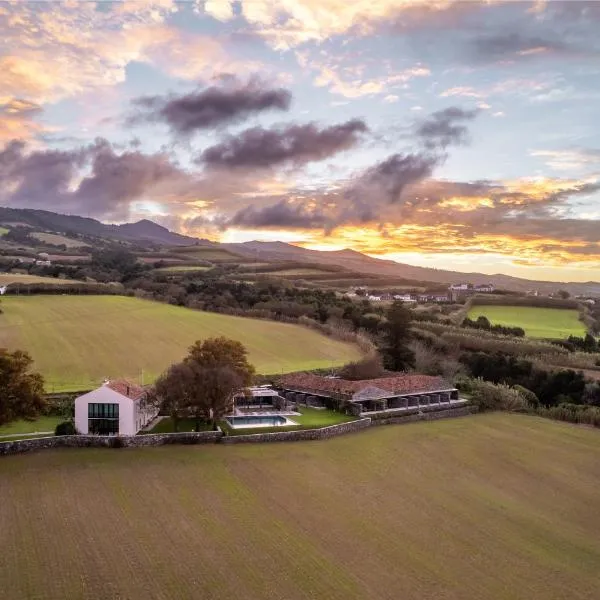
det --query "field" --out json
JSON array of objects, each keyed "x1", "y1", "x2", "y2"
[
  {"x1": 0, "y1": 416, "x2": 62, "y2": 438},
  {"x1": 1, "y1": 414, "x2": 599, "y2": 599},
  {"x1": 31, "y1": 232, "x2": 89, "y2": 248},
  {"x1": 468, "y1": 305, "x2": 586, "y2": 338},
  {"x1": 0, "y1": 273, "x2": 84, "y2": 286},
  {"x1": 0, "y1": 296, "x2": 362, "y2": 392},
  {"x1": 154, "y1": 265, "x2": 212, "y2": 273}
]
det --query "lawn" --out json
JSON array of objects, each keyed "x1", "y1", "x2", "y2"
[
  {"x1": 145, "y1": 418, "x2": 212, "y2": 433},
  {"x1": 468, "y1": 305, "x2": 586, "y2": 338},
  {"x1": 0, "y1": 296, "x2": 362, "y2": 392},
  {"x1": 1, "y1": 414, "x2": 599, "y2": 600},
  {"x1": 0, "y1": 416, "x2": 62, "y2": 437},
  {"x1": 0, "y1": 226, "x2": 9, "y2": 236},
  {"x1": 219, "y1": 406, "x2": 355, "y2": 435}
]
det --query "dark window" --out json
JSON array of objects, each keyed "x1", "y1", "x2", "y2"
[{"x1": 88, "y1": 403, "x2": 119, "y2": 435}]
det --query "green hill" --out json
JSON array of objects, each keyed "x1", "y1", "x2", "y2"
[{"x1": 0, "y1": 296, "x2": 362, "y2": 392}]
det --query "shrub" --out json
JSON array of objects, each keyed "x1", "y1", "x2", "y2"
[
  {"x1": 461, "y1": 378, "x2": 529, "y2": 412},
  {"x1": 339, "y1": 353, "x2": 385, "y2": 380},
  {"x1": 54, "y1": 421, "x2": 76, "y2": 436}
]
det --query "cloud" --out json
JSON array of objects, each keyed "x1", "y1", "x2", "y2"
[
  {"x1": 130, "y1": 78, "x2": 292, "y2": 135},
  {"x1": 239, "y1": 0, "x2": 474, "y2": 49},
  {"x1": 470, "y1": 32, "x2": 577, "y2": 63},
  {"x1": 531, "y1": 148, "x2": 600, "y2": 171},
  {"x1": 230, "y1": 200, "x2": 329, "y2": 229},
  {"x1": 0, "y1": 98, "x2": 47, "y2": 142},
  {"x1": 297, "y1": 51, "x2": 430, "y2": 98},
  {"x1": 0, "y1": 138, "x2": 200, "y2": 220},
  {"x1": 199, "y1": 119, "x2": 368, "y2": 169},
  {"x1": 204, "y1": 1, "x2": 235, "y2": 21},
  {"x1": 440, "y1": 87, "x2": 484, "y2": 99},
  {"x1": 415, "y1": 107, "x2": 479, "y2": 150},
  {"x1": 0, "y1": 2, "x2": 250, "y2": 107}
]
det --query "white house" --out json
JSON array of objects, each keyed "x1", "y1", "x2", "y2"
[{"x1": 74, "y1": 380, "x2": 158, "y2": 436}]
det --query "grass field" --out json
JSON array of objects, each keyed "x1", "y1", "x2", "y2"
[
  {"x1": 154, "y1": 265, "x2": 212, "y2": 273},
  {"x1": 31, "y1": 232, "x2": 89, "y2": 248},
  {"x1": 0, "y1": 296, "x2": 362, "y2": 392},
  {"x1": 0, "y1": 416, "x2": 62, "y2": 437},
  {"x1": 0, "y1": 273, "x2": 83, "y2": 286},
  {"x1": 1, "y1": 414, "x2": 599, "y2": 599},
  {"x1": 0, "y1": 226, "x2": 9, "y2": 236},
  {"x1": 468, "y1": 305, "x2": 586, "y2": 338}
]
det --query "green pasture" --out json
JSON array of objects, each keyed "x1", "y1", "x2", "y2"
[
  {"x1": 468, "y1": 305, "x2": 586, "y2": 338},
  {"x1": 0, "y1": 296, "x2": 362, "y2": 392},
  {"x1": 1, "y1": 414, "x2": 599, "y2": 599}
]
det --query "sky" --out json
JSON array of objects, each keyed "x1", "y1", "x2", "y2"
[{"x1": 1, "y1": 1, "x2": 600, "y2": 283}]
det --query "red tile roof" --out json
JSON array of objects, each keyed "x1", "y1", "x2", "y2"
[
  {"x1": 277, "y1": 372, "x2": 453, "y2": 399},
  {"x1": 105, "y1": 379, "x2": 146, "y2": 401}
]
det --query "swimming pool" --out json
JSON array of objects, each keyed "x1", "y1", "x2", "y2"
[{"x1": 225, "y1": 415, "x2": 298, "y2": 429}]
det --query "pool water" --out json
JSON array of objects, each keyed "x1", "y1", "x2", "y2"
[{"x1": 226, "y1": 415, "x2": 297, "y2": 429}]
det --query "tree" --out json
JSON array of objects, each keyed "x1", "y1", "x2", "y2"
[
  {"x1": 0, "y1": 349, "x2": 45, "y2": 427},
  {"x1": 380, "y1": 301, "x2": 415, "y2": 371},
  {"x1": 186, "y1": 337, "x2": 255, "y2": 385},
  {"x1": 557, "y1": 289, "x2": 570, "y2": 300},
  {"x1": 152, "y1": 362, "x2": 196, "y2": 432},
  {"x1": 153, "y1": 338, "x2": 255, "y2": 430},
  {"x1": 339, "y1": 353, "x2": 385, "y2": 380}
]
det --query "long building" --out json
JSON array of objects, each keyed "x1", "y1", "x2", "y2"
[{"x1": 276, "y1": 372, "x2": 463, "y2": 416}]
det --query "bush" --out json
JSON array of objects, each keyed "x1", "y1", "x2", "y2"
[
  {"x1": 54, "y1": 421, "x2": 76, "y2": 436},
  {"x1": 459, "y1": 378, "x2": 529, "y2": 412}
]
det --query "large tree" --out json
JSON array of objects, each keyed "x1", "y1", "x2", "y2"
[
  {"x1": 186, "y1": 337, "x2": 255, "y2": 385},
  {"x1": 0, "y1": 349, "x2": 45, "y2": 427},
  {"x1": 153, "y1": 337, "x2": 254, "y2": 430},
  {"x1": 380, "y1": 301, "x2": 415, "y2": 371}
]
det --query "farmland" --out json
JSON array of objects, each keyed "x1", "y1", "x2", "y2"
[
  {"x1": 1, "y1": 414, "x2": 599, "y2": 599},
  {"x1": 31, "y1": 232, "x2": 89, "y2": 248},
  {"x1": 0, "y1": 273, "x2": 84, "y2": 286},
  {"x1": 0, "y1": 296, "x2": 362, "y2": 391},
  {"x1": 468, "y1": 305, "x2": 586, "y2": 338}
]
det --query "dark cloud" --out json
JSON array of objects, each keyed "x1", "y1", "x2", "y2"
[
  {"x1": 352, "y1": 153, "x2": 439, "y2": 204},
  {"x1": 415, "y1": 107, "x2": 478, "y2": 150},
  {"x1": 0, "y1": 139, "x2": 198, "y2": 220},
  {"x1": 129, "y1": 78, "x2": 292, "y2": 135},
  {"x1": 199, "y1": 119, "x2": 368, "y2": 169},
  {"x1": 471, "y1": 32, "x2": 575, "y2": 62},
  {"x1": 230, "y1": 200, "x2": 329, "y2": 229}
]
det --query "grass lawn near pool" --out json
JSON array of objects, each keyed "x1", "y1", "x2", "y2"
[
  {"x1": 219, "y1": 406, "x2": 355, "y2": 436},
  {"x1": 0, "y1": 296, "x2": 362, "y2": 392},
  {"x1": 468, "y1": 305, "x2": 586, "y2": 339},
  {"x1": 1, "y1": 414, "x2": 599, "y2": 600}
]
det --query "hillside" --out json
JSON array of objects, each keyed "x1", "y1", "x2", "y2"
[
  {"x1": 1, "y1": 414, "x2": 599, "y2": 600},
  {"x1": 1, "y1": 207, "x2": 599, "y2": 295},
  {"x1": 0, "y1": 296, "x2": 361, "y2": 391},
  {"x1": 224, "y1": 241, "x2": 600, "y2": 296}
]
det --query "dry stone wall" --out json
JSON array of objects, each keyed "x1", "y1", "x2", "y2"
[{"x1": 0, "y1": 404, "x2": 476, "y2": 456}]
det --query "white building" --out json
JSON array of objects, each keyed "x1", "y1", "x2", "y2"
[{"x1": 74, "y1": 380, "x2": 158, "y2": 436}]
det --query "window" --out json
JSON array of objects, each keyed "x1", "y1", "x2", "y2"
[{"x1": 88, "y1": 403, "x2": 119, "y2": 435}]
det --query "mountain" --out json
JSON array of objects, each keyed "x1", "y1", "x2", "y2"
[
  {"x1": 224, "y1": 241, "x2": 600, "y2": 296},
  {"x1": 2, "y1": 207, "x2": 598, "y2": 295},
  {"x1": 0, "y1": 208, "x2": 198, "y2": 246}
]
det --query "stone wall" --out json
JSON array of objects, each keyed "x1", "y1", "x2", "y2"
[
  {"x1": 220, "y1": 418, "x2": 372, "y2": 444},
  {"x1": 0, "y1": 430, "x2": 222, "y2": 456},
  {"x1": 369, "y1": 405, "x2": 477, "y2": 427},
  {"x1": 0, "y1": 405, "x2": 477, "y2": 456}
]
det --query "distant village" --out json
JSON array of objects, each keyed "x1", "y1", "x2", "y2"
[{"x1": 345, "y1": 282, "x2": 496, "y2": 304}]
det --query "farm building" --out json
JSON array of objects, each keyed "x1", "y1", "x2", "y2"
[
  {"x1": 276, "y1": 373, "x2": 463, "y2": 416},
  {"x1": 74, "y1": 380, "x2": 158, "y2": 435}
]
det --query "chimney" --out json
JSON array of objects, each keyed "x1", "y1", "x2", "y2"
[{"x1": 126, "y1": 385, "x2": 130, "y2": 397}]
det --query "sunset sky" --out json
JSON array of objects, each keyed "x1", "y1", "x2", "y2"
[{"x1": 1, "y1": 1, "x2": 599, "y2": 282}]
